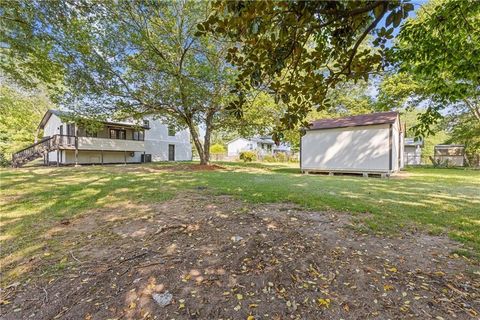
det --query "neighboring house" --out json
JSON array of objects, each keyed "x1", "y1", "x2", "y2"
[
  {"x1": 301, "y1": 111, "x2": 405, "y2": 176},
  {"x1": 12, "y1": 110, "x2": 192, "y2": 167},
  {"x1": 227, "y1": 136, "x2": 291, "y2": 157},
  {"x1": 433, "y1": 144, "x2": 465, "y2": 166},
  {"x1": 404, "y1": 138, "x2": 424, "y2": 165}
]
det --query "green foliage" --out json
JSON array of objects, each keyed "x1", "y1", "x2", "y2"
[
  {"x1": 200, "y1": 1, "x2": 414, "y2": 133},
  {"x1": 444, "y1": 112, "x2": 480, "y2": 160},
  {"x1": 0, "y1": 2, "x2": 64, "y2": 89},
  {"x1": 401, "y1": 108, "x2": 450, "y2": 163},
  {"x1": 397, "y1": 0, "x2": 479, "y2": 105},
  {"x1": 0, "y1": 84, "x2": 51, "y2": 166},
  {"x1": 391, "y1": 0, "x2": 480, "y2": 143},
  {"x1": 239, "y1": 151, "x2": 256, "y2": 162},
  {"x1": 210, "y1": 144, "x2": 226, "y2": 155}
]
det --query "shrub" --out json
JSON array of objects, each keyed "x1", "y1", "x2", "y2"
[
  {"x1": 0, "y1": 153, "x2": 11, "y2": 167},
  {"x1": 263, "y1": 155, "x2": 275, "y2": 162},
  {"x1": 275, "y1": 152, "x2": 287, "y2": 162},
  {"x1": 210, "y1": 143, "x2": 226, "y2": 161},
  {"x1": 239, "y1": 150, "x2": 257, "y2": 162}
]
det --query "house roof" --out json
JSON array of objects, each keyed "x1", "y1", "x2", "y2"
[
  {"x1": 227, "y1": 136, "x2": 275, "y2": 145},
  {"x1": 251, "y1": 136, "x2": 275, "y2": 144},
  {"x1": 39, "y1": 109, "x2": 149, "y2": 130},
  {"x1": 308, "y1": 111, "x2": 399, "y2": 130},
  {"x1": 404, "y1": 138, "x2": 424, "y2": 147}
]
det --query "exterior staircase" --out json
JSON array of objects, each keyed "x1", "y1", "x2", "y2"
[{"x1": 12, "y1": 135, "x2": 76, "y2": 167}]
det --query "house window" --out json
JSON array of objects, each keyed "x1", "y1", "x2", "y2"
[
  {"x1": 66, "y1": 123, "x2": 75, "y2": 136},
  {"x1": 168, "y1": 124, "x2": 175, "y2": 136},
  {"x1": 143, "y1": 120, "x2": 150, "y2": 129},
  {"x1": 110, "y1": 129, "x2": 126, "y2": 140},
  {"x1": 133, "y1": 130, "x2": 144, "y2": 141}
]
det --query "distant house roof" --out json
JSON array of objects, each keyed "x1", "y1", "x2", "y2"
[
  {"x1": 251, "y1": 136, "x2": 275, "y2": 144},
  {"x1": 405, "y1": 138, "x2": 424, "y2": 147},
  {"x1": 39, "y1": 109, "x2": 149, "y2": 129},
  {"x1": 309, "y1": 111, "x2": 399, "y2": 130},
  {"x1": 227, "y1": 136, "x2": 275, "y2": 145}
]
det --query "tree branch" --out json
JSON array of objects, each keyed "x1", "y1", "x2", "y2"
[{"x1": 341, "y1": 3, "x2": 387, "y2": 76}]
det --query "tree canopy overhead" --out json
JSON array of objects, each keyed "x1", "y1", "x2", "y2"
[
  {"x1": 2, "y1": 0, "x2": 237, "y2": 164},
  {"x1": 0, "y1": 2, "x2": 63, "y2": 89},
  {"x1": 199, "y1": 0, "x2": 414, "y2": 139},
  {"x1": 382, "y1": 0, "x2": 479, "y2": 155}
]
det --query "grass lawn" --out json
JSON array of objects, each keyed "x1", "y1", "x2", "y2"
[{"x1": 1, "y1": 162, "x2": 479, "y2": 284}]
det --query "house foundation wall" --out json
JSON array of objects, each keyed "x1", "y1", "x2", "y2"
[{"x1": 63, "y1": 150, "x2": 142, "y2": 164}]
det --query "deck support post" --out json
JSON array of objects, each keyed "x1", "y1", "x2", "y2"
[
  {"x1": 46, "y1": 152, "x2": 49, "y2": 166},
  {"x1": 56, "y1": 150, "x2": 59, "y2": 167},
  {"x1": 362, "y1": 173, "x2": 369, "y2": 178},
  {"x1": 101, "y1": 150, "x2": 104, "y2": 165},
  {"x1": 328, "y1": 172, "x2": 334, "y2": 176},
  {"x1": 74, "y1": 135, "x2": 79, "y2": 167},
  {"x1": 124, "y1": 150, "x2": 127, "y2": 165},
  {"x1": 143, "y1": 151, "x2": 146, "y2": 163}
]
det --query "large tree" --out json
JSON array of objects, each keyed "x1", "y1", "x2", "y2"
[
  {"x1": 1, "y1": 0, "x2": 235, "y2": 165},
  {"x1": 0, "y1": 83, "x2": 51, "y2": 165},
  {"x1": 199, "y1": 1, "x2": 414, "y2": 140},
  {"x1": 380, "y1": 0, "x2": 479, "y2": 156}
]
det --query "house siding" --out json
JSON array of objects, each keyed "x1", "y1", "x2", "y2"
[
  {"x1": 44, "y1": 114, "x2": 63, "y2": 163},
  {"x1": 143, "y1": 117, "x2": 192, "y2": 161},
  {"x1": 227, "y1": 137, "x2": 291, "y2": 157},
  {"x1": 227, "y1": 138, "x2": 253, "y2": 157},
  {"x1": 404, "y1": 145, "x2": 422, "y2": 165}
]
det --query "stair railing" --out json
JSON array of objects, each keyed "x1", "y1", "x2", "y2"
[{"x1": 12, "y1": 135, "x2": 77, "y2": 166}]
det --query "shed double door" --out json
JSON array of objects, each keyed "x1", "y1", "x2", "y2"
[{"x1": 168, "y1": 144, "x2": 175, "y2": 161}]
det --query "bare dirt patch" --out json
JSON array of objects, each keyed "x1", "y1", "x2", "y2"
[{"x1": 1, "y1": 193, "x2": 478, "y2": 319}]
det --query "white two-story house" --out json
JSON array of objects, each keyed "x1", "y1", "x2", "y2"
[{"x1": 12, "y1": 110, "x2": 192, "y2": 166}]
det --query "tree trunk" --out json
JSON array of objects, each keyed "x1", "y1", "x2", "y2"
[
  {"x1": 202, "y1": 111, "x2": 214, "y2": 165},
  {"x1": 464, "y1": 99, "x2": 480, "y2": 122},
  {"x1": 185, "y1": 117, "x2": 208, "y2": 165}
]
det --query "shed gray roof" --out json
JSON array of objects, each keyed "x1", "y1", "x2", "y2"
[{"x1": 309, "y1": 111, "x2": 399, "y2": 130}]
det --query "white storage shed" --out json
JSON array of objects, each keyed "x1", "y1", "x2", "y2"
[{"x1": 300, "y1": 111, "x2": 404, "y2": 176}]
